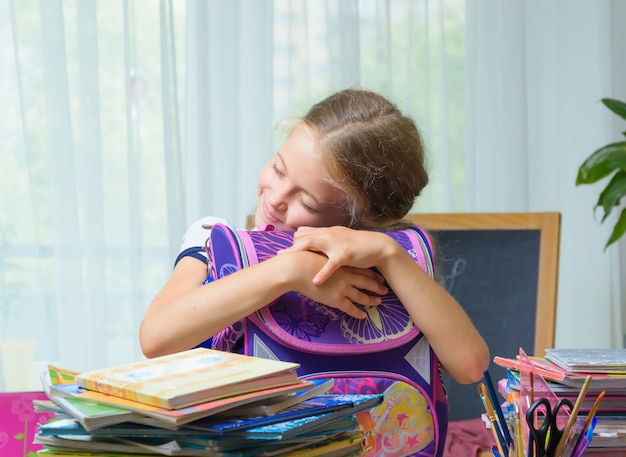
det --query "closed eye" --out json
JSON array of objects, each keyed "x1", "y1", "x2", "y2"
[
  {"x1": 297, "y1": 195, "x2": 317, "y2": 213},
  {"x1": 272, "y1": 163, "x2": 285, "y2": 177}
]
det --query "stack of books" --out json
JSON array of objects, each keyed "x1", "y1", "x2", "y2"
[
  {"x1": 494, "y1": 348, "x2": 626, "y2": 453},
  {"x1": 33, "y1": 348, "x2": 381, "y2": 457}
]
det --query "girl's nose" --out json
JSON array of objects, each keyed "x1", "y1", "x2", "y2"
[{"x1": 267, "y1": 185, "x2": 290, "y2": 212}]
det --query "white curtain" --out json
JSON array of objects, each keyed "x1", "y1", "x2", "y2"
[
  {"x1": 465, "y1": 0, "x2": 626, "y2": 348},
  {"x1": 2, "y1": 0, "x2": 624, "y2": 391},
  {"x1": 0, "y1": 0, "x2": 465, "y2": 387},
  {"x1": 184, "y1": 0, "x2": 467, "y2": 227},
  {"x1": 2, "y1": 0, "x2": 188, "y2": 382}
]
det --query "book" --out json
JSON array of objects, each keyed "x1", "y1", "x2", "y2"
[
  {"x1": 219, "y1": 379, "x2": 334, "y2": 417},
  {"x1": 494, "y1": 355, "x2": 626, "y2": 391},
  {"x1": 41, "y1": 369, "x2": 164, "y2": 431},
  {"x1": 34, "y1": 430, "x2": 363, "y2": 457},
  {"x1": 75, "y1": 348, "x2": 300, "y2": 410},
  {"x1": 33, "y1": 398, "x2": 66, "y2": 414},
  {"x1": 225, "y1": 394, "x2": 382, "y2": 439},
  {"x1": 185, "y1": 393, "x2": 369, "y2": 433},
  {"x1": 545, "y1": 348, "x2": 626, "y2": 373},
  {"x1": 49, "y1": 379, "x2": 313, "y2": 429},
  {"x1": 229, "y1": 411, "x2": 357, "y2": 440},
  {"x1": 174, "y1": 430, "x2": 348, "y2": 452},
  {"x1": 35, "y1": 409, "x2": 364, "y2": 456},
  {"x1": 271, "y1": 430, "x2": 363, "y2": 457},
  {"x1": 51, "y1": 396, "x2": 165, "y2": 431},
  {"x1": 38, "y1": 418, "x2": 183, "y2": 437},
  {"x1": 245, "y1": 430, "x2": 363, "y2": 457},
  {"x1": 36, "y1": 452, "x2": 158, "y2": 457},
  {"x1": 34, "y1": 433, "x2": 259, "y2": 456},
  {"x1": 35, "y1": 423, "x2": 361, "y2": 456},
  {"x1": 37, "y1": 420, "x2": 356, "y2": 457},
  {"x1": 38, "y1": 416, "x2": 345, "y2": 439}
]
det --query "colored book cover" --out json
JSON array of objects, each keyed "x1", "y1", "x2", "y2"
[
  {"x1": 231, "y1": 411, "x2": 352, "y2": 440},
  {"x1": 545, "y1": 348, "x2": 626, "y2": 373},
  {"x1": 41, "y1": 368, "x2": 165, "y2": 431},
  {"x1": 187, "y1": 393, "x2": 375, "y2": 434},
  {"x1": 219, "y1": 379, "x2": 334, "y2": 417},
  {"x1": 74, "y1": 348, "x2": 300, "y2": 409},
  {"x1": 37, "y1": 418, "x2": 197, "y2": 437},
  {"x1": 226, "y1": 394, "x2": 382, "y2": 439},
  {"x1": 49, "y1": 377, "x2": 313, "y2": 429},
  {"x1": 495, "y1": 355, "x2": 626, "y2": 391}
]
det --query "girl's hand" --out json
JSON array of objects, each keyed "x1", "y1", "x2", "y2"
[
  {"x1": 282, "y1": 226, "x2": 396, "y2": 285},
  {"x1": 283, "y1": 249, "x2": 388, "y2": 319}
]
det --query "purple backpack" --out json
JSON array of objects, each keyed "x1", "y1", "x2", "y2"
[{"x1": 206, "y1": 224, "x2": 448, "y2": 457}]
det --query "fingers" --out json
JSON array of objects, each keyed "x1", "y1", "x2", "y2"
[
  {"x1": 277, "y1": 228, "x2": 326, "y2": 254},
  {"x1": 342, "y1": 302, "x2": 367, "y2": 319},
  {"x1": 312, "y1": 260, "x2": 340, "y2": 285},
  {"x1": 346, "y1": 289, "x2": 384, "y2": 308},
  {"x1": 345, "y1": 269, "x2": 388, "y2": 296},
  {"x1": 329, "y1": 291, "x2": 385, "y2": 320},
  {"x1": 290, "y1": 236, "x2": 325, "y2": 254},
  {"x1": 325, "y1": 272, "x2": 388, "y2": 319},
  {"x1": 292, "y1": 227, "x2": 334, "y2": 252}
]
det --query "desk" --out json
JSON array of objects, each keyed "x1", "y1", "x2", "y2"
[{"x1": 1, "y1": 391, "x2": 55, "y2": 455}]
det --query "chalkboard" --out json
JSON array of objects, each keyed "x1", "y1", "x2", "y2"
[
  {"x1": 406, "y1": 212, "x2": 561, "y2": 421},
  {"x1": 434, "y1": 229, "x2": 539, "y2": 420}
]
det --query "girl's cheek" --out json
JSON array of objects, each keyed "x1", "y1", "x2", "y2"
[{"x1": 257, "y1": 168, "x2": 272, "y2": 190}]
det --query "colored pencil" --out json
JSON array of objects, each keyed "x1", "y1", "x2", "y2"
[
  {"x1": 584, "y1": 390, "x2": 605, "y2": 431},
  {"x1": 554, "y1": 375, "x2": 592, "y2": 457},
  {"x1": 483, "y1": 370, "x2": 514, "y2": 448}
]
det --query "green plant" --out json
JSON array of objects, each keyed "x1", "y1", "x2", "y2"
[{"x1": 576, "y1": 98, "x2": 626, "y2": 249}]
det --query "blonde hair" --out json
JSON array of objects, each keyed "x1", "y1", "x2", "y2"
[{"x1": 300, "y1": 89, "x2": 429, "y2": 229}]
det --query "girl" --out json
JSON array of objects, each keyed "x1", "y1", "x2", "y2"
[{"x1": 140, "y1": 88, "x2": 490, "y2": 456}]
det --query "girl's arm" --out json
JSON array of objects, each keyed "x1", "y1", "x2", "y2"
[
  {"x1": 375, "y1": 240, "x2": 490, "y2": 384},
  {"x1": 286, "y1": 226, "x2": 490, "y2": 385},
  {"x1": 140, "y1": 250, "x2": 388, "y2": 358}
]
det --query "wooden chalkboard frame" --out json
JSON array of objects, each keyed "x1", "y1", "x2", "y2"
[{"x1": 404, "y1": 211, "x2": 561, "y2": 356}]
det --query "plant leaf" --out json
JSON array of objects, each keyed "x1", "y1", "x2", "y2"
[
  {"x1": 606, "y1": 207, "x2": 626, "y2": 249},
  {"x1": 602, "y1": 98, "x2": 626, "y2": 121},
  {"x1": 576, "y1": 141, "x2": 626, "y2": 184},
  {"x1": 597, "y1": 170, "x2": 626, "y2": 222}
]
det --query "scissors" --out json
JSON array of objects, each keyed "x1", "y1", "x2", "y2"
[{"x1": 525, "y1": 397, "x2": 574, "y2": 457}]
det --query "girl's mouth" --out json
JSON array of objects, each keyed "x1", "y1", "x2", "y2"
[{"x1": 263, "y1": 202, "x2": 284, "y2": 226}]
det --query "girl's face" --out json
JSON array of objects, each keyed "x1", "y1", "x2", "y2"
[{"x1": 255, "y1": 125, "x2": 350, "y2": 231}]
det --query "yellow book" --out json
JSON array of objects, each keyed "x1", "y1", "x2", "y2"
[{"x1": 75, "y1": 348, "x2": 300, "y2": 410}]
